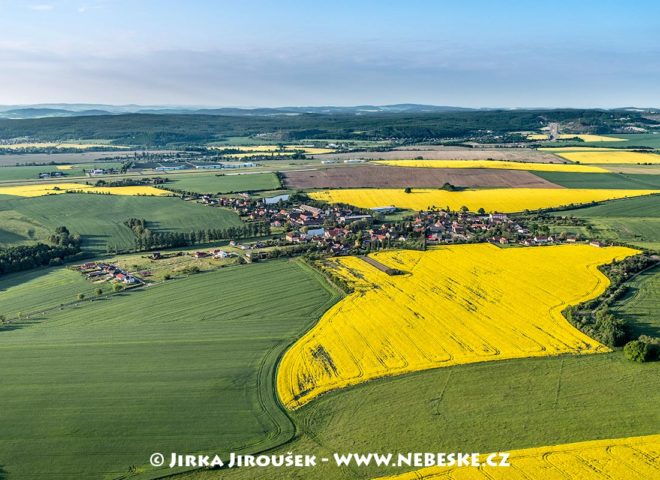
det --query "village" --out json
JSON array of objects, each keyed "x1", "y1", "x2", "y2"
[{"x1": 198, "y1": 191, "x2": 601, "y2": 255}]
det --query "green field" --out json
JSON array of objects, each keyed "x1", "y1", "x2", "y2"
[
  {"x1": 539, "y1": 133, "x2": 660, "y2": 149},
  {"x1": 182, "y1": 352, "x2": 660, "y2": 480},
  {"x1": 0, "y1": 260, "x2": 340, "y2": 480},
  {"x1": 0, "y1": 194, "x2": 243, "y2": 253},
  {"x1": 0, "y1": 164, "x2": 122, "y2": 182},
  {"x1": 0, "y1": 268, "x2": 99, "y2": 319},
  {"x1": 613, "y1": 265, "x2": 660, "y2": 339},
  {"x1": 534, "y1": 171, "x2": 660, "y2": 189},
  {"x1": 164, "y1": 172, "x2": 281, "y2": 194},
  {"x1": 554, "y1": 195, "x2": 660, "y2": 249}
]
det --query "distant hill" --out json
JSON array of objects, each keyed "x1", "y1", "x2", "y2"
[
  {"x1": 1, "y1": 103, "x2": 658, "y2": 119},
  {"x1": 0, "y1": 103, "x2": 477, "y2": 119}
]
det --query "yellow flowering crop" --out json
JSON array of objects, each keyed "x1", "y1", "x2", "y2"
[
  {"x1": 538, "y1": 147, "x2": 628, "y2": 152},
  {"x1": 308, "y1": 188, "x2": 658, "y2": 213},
  {"x1": 376, "y1": 434, "x2": 660, "y2": 480},
  {"x1": 374, "y1": 159, "x2": 608, "y2": 173},
  {"x1": 278, "y1": 244, "x2": 638, "y2": 408},
  {"x1": 208, "y1": 145, "x2": 334, "y2": 155},
  {"x1": 554, "y1": 151, "x2": 660, "y2": 164},
  {"x1": 0, "y1": 183, "x2": 169, "y2": 197},
  {"x1": 527, "y1": 134, "x2": 626, "y2": 142}
]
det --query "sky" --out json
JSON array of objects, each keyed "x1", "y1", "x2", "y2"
[{"x1": 0, "y1": 0, "x2": 659, "y2": 108}]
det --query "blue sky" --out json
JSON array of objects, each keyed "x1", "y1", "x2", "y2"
[{"x1": 0, "y1": 0, "x2": 658, "y2": 107}]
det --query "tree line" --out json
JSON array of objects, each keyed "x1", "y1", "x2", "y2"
[
  {"x1": 121, "y1": 218, "x2": 271, "y2": 252},
  {"x1": 0, "y1": 226, "x2": 81, "y2": 275}
]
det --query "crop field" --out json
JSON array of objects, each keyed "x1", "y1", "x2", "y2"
[
  {"x1": 539, "y1": 146, "x2": 626, "y2": 151},
  {"x1": 208, "y1": 145, "x2": 335, "y2": 156},
  {"x1": 554, "y1": 151, "x2": 660, "y2": 164},
  {"x1": 0, "y1": 267, "x2": 100, "y2": 319},
  {"x1": 527, "y1": 134, "x2": 627, "y2": 142},
  {"x1": 0, "y1": 260, "x2": 340, "y2": 480},
  {"x1": 0, "y1": 150, "x2": 174, "y2": 166},
  {"x1": 277, "y1": 244, "x2": 637, "y2": 409},
  {"x1": 613, "y1": 265, "x2": 660, "y2": 339},
  {"x1": 532, "y1": 171, "x2": 660, "y2": 189},
  {"x1": 317, "y1": 147, "x2": 562, "y2": 163},
  {"x1": 548, "y1": 133, "x2": 660, "y2": 149},
  {"x1": 556, "y1": 195, "x2": 660, "y2": 250},
  {"x1": 163, "y1": 172, "x2": 281, "y2": 193},
  {"x1": 0, "y1": 194, "x2": 243, "y2": 252},
  {"x1": 374, "y1": 159, "x2": 607, "y2": 172},
  {"x1": 0, "y1": 163, "x2": 123, "y2": 182},
  {"x1": 378, "y1": 434, "x2": 660, "y2": 480},
  {"x1": 283, "y1": 165, "x2": 559, "y2": 189},
  {"x1": 0, "y1": 142, "x2": 128, "y2": 150},
  {"x1": 183, "y1": 352, "x2": 660, "y2": 480},
  {"x1": 0, "y1": 182, "x2": 169, "y2": 197},
  {"x1": 309, "y1": 188, "x2": 659, "y2": 212}
]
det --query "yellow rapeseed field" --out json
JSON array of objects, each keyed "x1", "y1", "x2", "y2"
[
  {"x1": 208, "y1": 145, "x2": 334, "y2": 155},
  {"x1": 55, "y1": 165, "x2": 74, "y2": 170},
  {"x1": 375, "y1": 434, "x2": 660, "y2": 480},
  {"x1": 374, "y1": 159, "x2": 608, "y2": 173},
  {"x1": 538, "y1": 146, "x2": 629, "y2": 152},
  {"x1": 277, "y1": 244, "x2": 638, "y2": 408},
  {"x1": 554, "y1": 151, "x2": 660, "y2": 164},
  {"x1": 527, "y1": 134, "x2": 626, "y2": 142},
  {"x1": 0, "y1": 183, "x2": 169, "y2": 197},
  {"x1": 308, "y1": 188, "x2": 658, "y2": 213}
]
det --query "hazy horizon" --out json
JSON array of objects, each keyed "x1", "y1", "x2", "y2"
[{"x1": 1, "y1": 0, "x2": 659, "y2": 108}]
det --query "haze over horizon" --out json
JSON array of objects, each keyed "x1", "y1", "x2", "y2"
[{"x1": 1, "y1": 0, "x2": 659, "y2": 108}]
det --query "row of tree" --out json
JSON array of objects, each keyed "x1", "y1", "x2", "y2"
[{"x1": 123, "y1": 218, "x2": 272, "y2": 252}]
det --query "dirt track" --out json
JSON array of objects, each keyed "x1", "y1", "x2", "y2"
[{"x1": 283, "y1": 165, "x2": 562, "y2": 189}]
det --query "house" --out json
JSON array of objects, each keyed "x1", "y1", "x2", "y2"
[
  {"x1": 264, "y1": 194, "x2": 290, "y2": 205},
  {"x1": 566, "y1": 236, "x2": 577, "y2": 243},
  {"x1": 193, "y1": 251, "x2": 208, "y2": 258},
  {"x1": 489, "y1": 213, "x2": 508, "y2": 222},
  {"x1": 590, "y1": 241, "x2": 603, "y2": 248},
  {"x1": 300, "y1": 204, "x2": 322, "y2": 216},
  {"x1": 324, "y1": 228, "x2": 344, "y2": 240},
  {"x1": 212, "y1": 250, "x2": 228, "y2": 259},
  {"x1": 340, "y1": 214, "x2": 372, "y2": 224},
  {"x1": 285, "y1": 232, "x2": 301, "y2": 243},
  {"x1": 371, "y1": 206, "x2": 396, "y2": 214},
  {"x1": 306, "y1": 227, "x2": 325, "y2": 237}
]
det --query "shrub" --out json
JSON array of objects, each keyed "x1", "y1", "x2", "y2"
[{"x1": 624, "y1": 340, "x2": 652, "y2": 362}]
